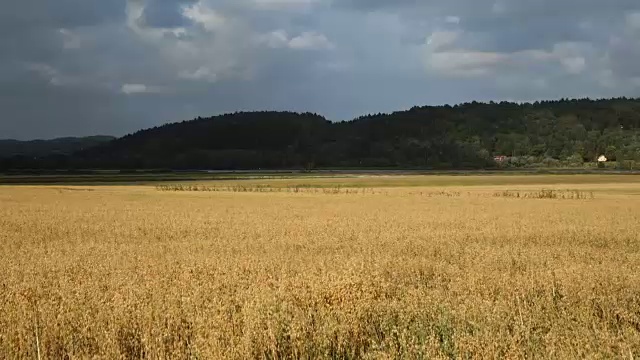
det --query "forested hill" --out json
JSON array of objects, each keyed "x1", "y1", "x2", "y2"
[{"x1": 4, "y1": 98, "x2": 640, "y2": 170}]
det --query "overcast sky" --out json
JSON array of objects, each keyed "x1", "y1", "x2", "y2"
[{"x1": 2, "y1": 0, "x2": 640, "y2": 139}]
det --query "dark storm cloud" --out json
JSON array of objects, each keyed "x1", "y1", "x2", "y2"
[
  {"x1": 0, "y1": 0, "x2": 126, "y2": 28},
  {"x1": 0, "y1": 0, "x2": 639, "y2": 139},
  {"x1": 609, "y1": 37, "x2": 640, "y2": 78},
  {"x1": 140, "y1": 0, "x2": 198, "y2": 28}
]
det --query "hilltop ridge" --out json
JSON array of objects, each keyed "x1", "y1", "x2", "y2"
[{"x1": 3, "y1": 98, "x2": 640, "y2": 170}]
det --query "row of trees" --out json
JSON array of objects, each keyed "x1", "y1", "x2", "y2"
[
  {"x1": 2, "y1": 98, "x2": 640, "y2": 170},
  {"x1": 491, "y1": 113, "x2": 640, "y2": 162}
]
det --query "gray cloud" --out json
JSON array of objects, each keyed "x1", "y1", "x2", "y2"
[
  {"x1": 141, "y1": 0, "x2": 197, "y2": 28},
  {"x1": 1, "y1": 0, "x2": 639, "y2": 139},
  {"x1": 0, "y1": 0, "x2": 126, "y2": 29}
]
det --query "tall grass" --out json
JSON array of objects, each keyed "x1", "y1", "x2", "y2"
[
  {"x1": 156, "y1": 184, "x2": 377, "y2": 195},
  {"x1": 493, "y1": 189, "x2": 595, "y2": 199}
]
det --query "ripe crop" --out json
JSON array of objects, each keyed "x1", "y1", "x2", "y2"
[{"x1": 1, "y1": 176, "x2": 639, "y2": 359}]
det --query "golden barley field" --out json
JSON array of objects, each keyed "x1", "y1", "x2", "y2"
[{"x1": 1, "y1": 175, "x2": 640, "y2": 359}]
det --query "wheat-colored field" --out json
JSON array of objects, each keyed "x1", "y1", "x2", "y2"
[{"x1": 1, "y1": 175, "x2": 639, "y2": 359}]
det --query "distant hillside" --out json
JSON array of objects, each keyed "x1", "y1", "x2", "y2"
[
  {"x1": 78, "y1": 112, "x2": 331, "y2": 169},
  {"x1": 3, "y1": 98, "x2": 640, "y2": 170},
  {"x1": 0, "y1": 136, "x2": 115, "y2": 157}
]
